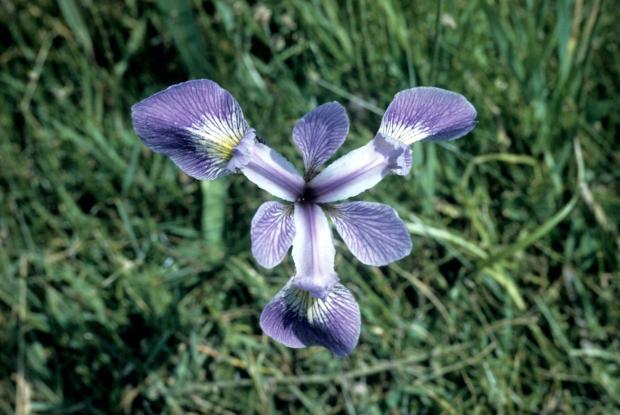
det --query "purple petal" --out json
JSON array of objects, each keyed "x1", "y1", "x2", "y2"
[
  {"x1": 229, "y1": 135, "x2": 305, "y2": 201},
  {"x1": 307, "y1": 134, "x2": 411, "y2": 203},
  {"x1": 251, "y1": 202, "x2": 295, "y2": 268},
  {"x1": 292, "y1": 102, "x2": 349, "y2": 176},
  {"x1": 379, "y1": 87, "x2": 477, "y2": 145},
  {"x1": 328, "y1": 202, "x2": 412, "y2": 266},
  {"x1": 131, "y1": 79, "x2": 250, "y2": 180},
  {"x1": 260, "y1": 280, "x2": 361, "y2": 356},
  {"x1": 291, "y1": 203, "x2": 338, "y2": 298}
]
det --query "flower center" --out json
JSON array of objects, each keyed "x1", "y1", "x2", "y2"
[{"x1": 296, "y1": 185, "x2": 317, "y2": 203}]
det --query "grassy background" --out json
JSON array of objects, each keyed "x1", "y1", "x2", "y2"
[{"x1": 1, "y1": 0, "x2": 619, "y2": 413}]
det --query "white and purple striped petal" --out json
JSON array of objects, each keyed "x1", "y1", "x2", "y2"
[
  {"x1": 293, "y1": 102, "x2": 349, "y2": 177},
  {"x1": 307, "y1": 134, "x2": 411, "y2": 203},
  {"x1": 228, "y1": 135, "x2": 305, "y2": 201},
  {"x1": 251, "y1": 202, "x2": 295, "y2": 268},
  {"x1": 379, "y1": 87, "x2": 477, "y2": 145},
  {"x1": 291, "y1": 203, "x2": 338, "y2": 298},
  {"x1": 131, "y1": 79, "x2": 250, "y2": 180},
  {"x1": 327, "y1": 202, "x2": 412, "y2": 266},
  {"x1": 260, "y1": 280, "x2": 361, "y2": 356}
]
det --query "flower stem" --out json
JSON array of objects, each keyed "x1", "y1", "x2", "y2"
[{"x1": 201, "y1": 180, "x2": 226, "y2": 259}]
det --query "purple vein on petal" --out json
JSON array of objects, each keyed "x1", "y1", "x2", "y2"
[
  {"x1": 251, "y1": 201, "x2": 295, "y2": 268},
  {"x1": 327, "y1": 201, "x2": 412, "y2": 266},
  {"x1": 292, "y1": 102, "x2": 349, "y2": 178},
  {"x1": 307, "y1": 134, "x2": 411, "y2": 203},
  {"x1": 229, "y1": 135, "x2": 305, "y2": 201},
  {"x1": 291, "y1": 203, "x2": 338, "y2": 298}
]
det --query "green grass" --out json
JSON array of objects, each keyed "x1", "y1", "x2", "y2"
[{"x1": 1, "y1": 0, "x2": 619, "y2": 413}]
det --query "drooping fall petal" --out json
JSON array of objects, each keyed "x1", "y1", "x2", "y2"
[
  {"x1": 131, "y1": 79, "x2": 250, "y2": 180},
  {"x1": 379, "y1": 87, "x2": 477, "y2": 145},
  {"x1": 260, "y1": 280, "x2": 361, "y2": 357}
]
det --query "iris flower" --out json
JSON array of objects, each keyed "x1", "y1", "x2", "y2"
[{"x1": 132, "y1": 79, "x2": 476, "y2": 356}]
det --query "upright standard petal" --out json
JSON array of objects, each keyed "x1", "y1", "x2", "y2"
[
  {"x1": 307, "y1": 134, "x2": 411, "y2": 203},
  {"x1": 260, "y1": 280, "x2": 361, "y2": 357},
  {"x1": 292, "y1": 102, "x2": 349, "y2": 178},
  {"x1": 379, "y1": 87, "x2": 477, "y2": 145},
  {"x1": 131, "y1": 79, "x2": 250, "y2": 180},
  {"x1": 228, "y1": 135, "x2": 305, "y2": 201},
  {"x1": 327, "y1": 202, "x2": 412, "y2": 266},
  {"x1": 251, "y1": 202, "x2": 295, "y2": 268},
  {"x1": 291, "y1": 203, "x2": 338, "y2": 298}
]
